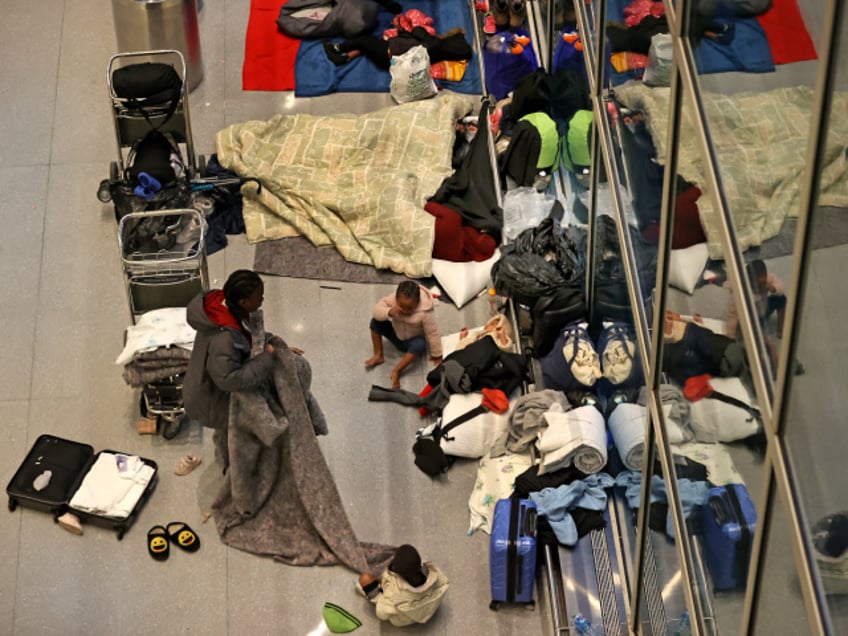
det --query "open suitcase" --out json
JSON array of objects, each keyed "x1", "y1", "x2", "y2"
[
  {"x1": 703, "y1": 483, "x2": 757, "y2": 590},
  {"x1": 490, "y1": 497, "x2": 538, "y2": 610},
  {"x1": 6, "y1": 434, "x2": 158, "y2": 540}
]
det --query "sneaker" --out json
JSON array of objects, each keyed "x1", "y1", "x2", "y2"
[
  {"x1": 512, "y1": 34, "x2": 530, "y2": 46},
  {"x1": 322, "y1": 40, "x2": 349, "y2": 66},
  {"x1": 492, "y1": 0, "x2": 510, "y2": 28},
  {"x1": 712, "y1": 22, "x2": 735, "y2": 45},
  {"x1": 57, "y1": 512, "x2": 83, "y2": 535},
  {"x1": 813, "y1": 512, "x2": 848, "y2": 595},
  {"x1": 509, "y1": 0, "x2": 526, "y2": 28},
  {"x1": 483, "y1": 12, "x2": 496, "y2": 35},
  {"x1": 475, "y1": 0, "x2": 489, "y2": 12}
]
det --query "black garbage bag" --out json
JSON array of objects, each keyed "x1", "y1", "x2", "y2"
[{"x1": 491, "y1": 217, "x2": 584, "y2": 305}]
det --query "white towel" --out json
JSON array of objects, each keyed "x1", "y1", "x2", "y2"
[
  {"x1": 537, "y1": 405, "x2": 607, "y2": 474},
  {"x1": 69, "y1": 453, "x2": 155, "y2": 519},
  {"x1": 607, "y1": 403, "x2": 648, "y2": 471},
  {"x1": 115, "y1": 307, "x2": 196, "y2": 365}
]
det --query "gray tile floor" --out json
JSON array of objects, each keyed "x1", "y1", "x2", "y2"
[{"x1": 0, "y1": 1, "x2": 555, "y2": 635}]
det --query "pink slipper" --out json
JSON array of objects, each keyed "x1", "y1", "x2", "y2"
[{"x1": 174, "y1": 454, "x2": 202, "y2": 476}]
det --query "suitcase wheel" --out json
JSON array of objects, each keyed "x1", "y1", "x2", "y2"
[
  {"x1": 489, "y1": 600, "x2": 500, "y2": 611},
  {"x1": 117, "y1": 527, "x2": 126, "y2": 541},
  {"x1": 8, "y1": 497, "x2": 17, "y2": 512},
  {"x1": 524, "y1": 601, "x2": 535, "y2": 611},
  {"x1": 97, "y1": 179, "x2": 112, "y2": 203}
]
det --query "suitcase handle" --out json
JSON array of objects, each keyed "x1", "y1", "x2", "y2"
[
  {"x1": 522, "y1": 507, "x2": 537, "y2": 537},
  {"x1": 708, "y1": 496, "x2": 729, "y2": 526}
]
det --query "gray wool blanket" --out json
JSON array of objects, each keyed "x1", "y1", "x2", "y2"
[
  {"x1": 490, "y1": 389, "x2": 572, "y2": 457},
  {"x1": 122, "y1": 346, "x2": 191, "y2": 387},
  {"x1": 212, "y1": 311, "x2": 395, "y2": 573}
]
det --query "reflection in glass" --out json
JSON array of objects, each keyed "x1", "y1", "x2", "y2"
[{"x1": 750, "y1": 485, "x2": 810, "y2": 635}]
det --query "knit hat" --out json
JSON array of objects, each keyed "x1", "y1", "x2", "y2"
[{"x1": 391, "y1": 545, "x2": 425, "y2": 586}]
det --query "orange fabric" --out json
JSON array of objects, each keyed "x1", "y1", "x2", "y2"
[
  {"x1": 481, "y1": 388, "x2": 509, "y2": 414},
  {"x1": 242, "y1": 0, "x2": 300, "y2": 91},
  {"x1": 683, "y1": 374, "x2": 714, "y2": 402}
]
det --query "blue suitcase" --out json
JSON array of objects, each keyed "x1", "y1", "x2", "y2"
[
  {"x1": 702, "y1": 484, "x2": 757, "y2": 590},
  {"x1": 489, "y1": 497, "x2": 537, "y2": 609}
]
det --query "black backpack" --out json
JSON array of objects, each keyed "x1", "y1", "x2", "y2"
[
  {"x1": 126, "y1": 130, "x2": 178, "y2": 187},
  {"x1": 112, "y1": 62, "x2": 183, "y2": 129}
]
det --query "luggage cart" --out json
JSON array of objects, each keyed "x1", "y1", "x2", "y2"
[
  {"x1": 97, "y1": 49, "x2": 204, "y2": 212},
  {"x1": 118, "y1": 208, "x2": 208, "y2": 437}
]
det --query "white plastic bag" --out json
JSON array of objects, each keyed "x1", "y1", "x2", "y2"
[
  {"x1": 644, "y1": 33, "x2": 673, "y2": 87},
  {"x1": 502, "y1": 186, "x2": 555, "y2": 240},
  {"x1": 389, "y1": 45, "x2": 437, "y2": 104}
]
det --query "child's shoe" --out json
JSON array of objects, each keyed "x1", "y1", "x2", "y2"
[
  {"x1": 483, "y1": 12, "x2": 496, "y2": 35},
  {"x1": 322, "y1": 40, "x2": 349, "y2": 66},
  {"x1": 512, "y1": 34, "x2": 530, "y2": 46},
  {"x1": 492, "y1": 0, "x2": 510, "y2": 29},
  {"x1": 509, "y1": 0, "x2": 526, "y2": 28},
  {"x1": 474, "y1": 0, "x2": 489, "y2": 12}
]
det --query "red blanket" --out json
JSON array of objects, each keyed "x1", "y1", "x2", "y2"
[
  {"x1": 757, "y1": 0, "x2": 817, "y2": 65},
  {"x1": 242, "y1": 0, "x2": 300, "y2": 91}
]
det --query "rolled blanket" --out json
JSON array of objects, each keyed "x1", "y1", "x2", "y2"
[
  {"x1": 607, "y1": 402, "x2": 647, "y2": 471},
  {"x1": 537, "y1": 404, "x2": 607, "y2": 474},
  {"x1": 638, "y1": 384, "x2": 693, "y2": 444},
  {"x1": 490, "y1": 389, "x2": 571, "y2": 457}
]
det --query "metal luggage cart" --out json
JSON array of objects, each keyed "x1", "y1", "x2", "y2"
[
  {"x1": 97, "y1": 49, "x2": 204, "y2": 207},
  {"x1": 119, "y1": 208, "x2": 208, "y2": 437}
]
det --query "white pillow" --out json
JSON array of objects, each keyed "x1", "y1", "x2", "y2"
[
  {"x1": 688, "y1": 377, "x2": 760, "y2": 442},
  {"x1": 668, "y1": 242, "x2": 709, "y2": 294},
  {"x1": 438, "y1": 392, "x2": 511, "y2": 458},
  {"x1": 431, "y1": 249, "x2": 500, "y2": 308}
]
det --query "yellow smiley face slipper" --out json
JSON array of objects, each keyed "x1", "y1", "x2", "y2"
[
  {"x1": 147, "y1": 525, "x2": 170, "y2": 561},
  {"x1": 166, "y1": 521, "x2": 201, "y2": 553}
]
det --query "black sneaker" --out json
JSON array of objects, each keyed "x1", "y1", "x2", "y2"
[{"x1": 322, "y1": 40, "x2": 349, "y2": 66}]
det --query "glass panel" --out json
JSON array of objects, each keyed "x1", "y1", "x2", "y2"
[
  {"x1": 782, "y1": 7, "x2": 848, "y2": 631},
  {"x1": 751, "y1": 481, "x2": 811, "y2": 635},
  {"x1": 658, "y1": 100, "x2": 771, "y2": 629},
  {"x1": 684, "y1": 0, "x2": 823, "y2": 379}
]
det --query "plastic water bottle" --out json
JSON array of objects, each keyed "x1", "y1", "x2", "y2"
[
  {"x1": 573, "y1": 614, "x2": 596, "y2": 636},
  {"x1": 487, "y1": 287, "x2": 506, "y2": 315}
]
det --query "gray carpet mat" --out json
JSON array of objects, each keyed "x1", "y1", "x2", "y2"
[{"x1": 253, "y1": 235, "x2": 409, "y2": 285}]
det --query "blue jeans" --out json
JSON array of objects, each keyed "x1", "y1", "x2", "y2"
[
  {"x1": 370, "y1": 319, "x2": 427, "y2": 356},
  {"x1": 763, "y1": 294, "x2": 787, "y2": 324}
]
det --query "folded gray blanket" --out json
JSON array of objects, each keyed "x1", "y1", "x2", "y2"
[
  {"x1": 213, "y1": 311, "x2": 394, "y2": 573},
  {"x1": 122, "y1": 347, "x2": 191, "y2": 387},
  {"x1": 490, "y1": 389, "x2": 571, "y2": 457}
]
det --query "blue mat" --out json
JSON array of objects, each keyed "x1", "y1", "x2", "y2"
[
  {"x1": 295, "y1": 0, "x2": 482, "y2": 97},
  {"x1": 605, "y1": 0, "x2": 774, "y2": 86}
]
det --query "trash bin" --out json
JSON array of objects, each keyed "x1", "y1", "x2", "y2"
[{"x1": 111, "y1": 0, "x2": 204, "y2": 91}]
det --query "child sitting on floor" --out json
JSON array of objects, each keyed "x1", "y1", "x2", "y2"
[
  {"x1": 357, "y1": 544, "x2": 449, "y2": 627},
  {"x1": 366, "y1": 281, "x2": 443, "y2": 388},
  {"x1": 725, "y1": 259, "x2": 787, "y2": 367}
]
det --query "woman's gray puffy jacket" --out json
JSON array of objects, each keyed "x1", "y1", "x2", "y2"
[{"x1": 183, "y1": 292, "x2": 276, "y2": 430}]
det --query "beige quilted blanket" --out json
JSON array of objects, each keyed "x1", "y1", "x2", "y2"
[
  {"x1": 615, "y1": 83, "x2": 848, "y2": 258},
  {"x1": 215, "y1": 93, "x2": 473, "y2": 278}
]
